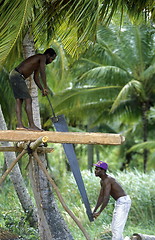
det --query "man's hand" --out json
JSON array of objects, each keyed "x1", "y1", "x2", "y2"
[
  {"x1": 42, "y1": 88, "x2": 49, "y2": 96},
  {"x1": 93, "y1": 211, "x2": 100, "y2": 219}
]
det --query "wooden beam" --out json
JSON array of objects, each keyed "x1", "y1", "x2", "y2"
[
  {"x1": 0, "y1": 130, "x2": 125, "y2": 145},
  {"x1": 0, "y1": 146, "x2": 54, "y2": 153}
]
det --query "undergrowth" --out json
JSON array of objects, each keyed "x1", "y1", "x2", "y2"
[{"x1": 0, "y1": 170, "x2": 155, "y2": 239}]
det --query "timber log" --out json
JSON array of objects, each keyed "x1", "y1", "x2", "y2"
[{"x1": 0, "y1": 130, "x2": 125, "y2": 145}]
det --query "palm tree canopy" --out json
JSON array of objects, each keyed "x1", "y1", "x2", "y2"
[
  {"x1": 51, "y1": 22, "x2": 155, "y2": 126},
  {"x1": 0, "y1": 0, "x2": 155, "y2": 65}
]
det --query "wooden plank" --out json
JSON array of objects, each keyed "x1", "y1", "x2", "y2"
[{"x1": 0, "y1": 130, "x2": 125, "y2": 145}]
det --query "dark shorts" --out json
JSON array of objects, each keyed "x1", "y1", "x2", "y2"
[{"x1": 9, "y1": 69, "x2": 31, "y2": 99}]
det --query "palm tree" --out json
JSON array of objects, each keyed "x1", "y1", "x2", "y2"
[
  {"x1": 109, "y1": 24, "x2": 155, "y2": 172},
  {"x1": 0, "y1": 1, "x2": 155, "y2": 237},
  {"x1": 52, "y1": 23, "x2": 155, "y2": 172},
  {"x1": 0, "y1": 0, "x2": 154, "y2": 65},
  {"x1": 19, "y1": 33, "x2": 74, "y2": 240}
]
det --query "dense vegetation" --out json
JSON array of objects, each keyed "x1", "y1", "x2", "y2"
[
  {"x1": 0, "y1": 0, "x2": 155, "y2": 239},
  {"x1": 0, "y1": 154, "x2": 155, "y2": 239}
]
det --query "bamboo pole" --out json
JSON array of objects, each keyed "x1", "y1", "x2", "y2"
[
  {"x1": 29, "y1": 136, "x2": 48, "y2": 150},
  {"x1": 0, "y1": 130, "x2": 125, "y2": 145},
  {"x1": 0, "y1": 149, "x2": 27, "y2": 185},
  {"x1": 33, "y1": 151, "x2": 91, "y2": 240}
]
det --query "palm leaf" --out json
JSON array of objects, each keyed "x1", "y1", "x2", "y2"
[
  {"x1": 46, "y1": 40, "x2": 70, "y2": 92},
  {"x1": 1, "y1": 0, "x2": 154, "y2": 64},
  {"x1": 123, "y1": 0, "x2": 155, "y2": 21},
  {"x1": 141, "y1": 63, "x2": 155, "y2": 81},
  {"x1": 97, "y1": 30, "x2": 130, "y2": 72},
  {"x1": 127, "y1": 141, "x2": 155, "y2": 153},
  {"x1": 52, "y1": 86, "x2": 120, "y2": 114},
  {"x1": 111, "y1": 79, "x2": 145, "y2": 112},
  {"x1": 0, "y1": 0, "x2": 38, "y2": 65},
  {"x1": 76, "y1": 66, "x2": 129, "y2": 86},
  {"x1": 33, "y1": 0, "x2": 101, "y2": 56}
]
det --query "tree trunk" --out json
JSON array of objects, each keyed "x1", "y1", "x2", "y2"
[
  {"x1": 0, "y1": 105, "x2": 37, "y2": 227},
  {"x1": 87, "y1": 120, "x2": 94, "y2": 172},
  {"x1": 23, "y1": 32, "x2": 73, "y2": 240},
  {"x1": 87, "y1": 144, "x2": 94, "y2": 171},
  {"x1": 95, "y1": 146, "x2": 100, "y2": 163},
  {"x1": 141, "y1": 101, "x2": 149, "y2": 173},
  {"x1": 120, "y1": 151, "x2": 133, "y2": 171}
]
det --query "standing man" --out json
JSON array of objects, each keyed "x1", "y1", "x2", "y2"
[
  {"x1": 9, "y1": 48, "x2": 57, "y2": 131},
  {"x1": 93, "y1": 161, "x2": 131, "y2": 240}
]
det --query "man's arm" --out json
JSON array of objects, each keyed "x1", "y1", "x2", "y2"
[
  {"x1": 93, "y1": 179, "x2": 111, "y2": 219},
  {"x1": 39, "y1": 56, "x2": 48, "y2": 89},
  {"x1": 34, "y1": 68, "x2": 44, "y2": 91},
  {"x1": 34, "y1": 67, "x2": 48, "y2": 96},
  {"x1": 93, "y1": 184, "x2": 104, "y2": 213}
]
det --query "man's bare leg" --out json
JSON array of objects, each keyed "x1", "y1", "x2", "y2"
[
  {"x1": 16, "y1": 99, "x2": 26, "y2": 129},
  {"x1": 25, "y1": 98, "x2": 42, "y2": 131}
]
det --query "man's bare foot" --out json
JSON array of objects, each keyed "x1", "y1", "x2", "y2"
[
  {"x1": 16, "y1": 126, "x2": 28, "y2": 131},
  {"x1": 28, "y1": 125, "x2": 44, "y2": 131}
]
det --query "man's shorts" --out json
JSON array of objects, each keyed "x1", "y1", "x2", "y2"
[{"x1": 9, "y1": 69, "x2": 31, "y2": 99}]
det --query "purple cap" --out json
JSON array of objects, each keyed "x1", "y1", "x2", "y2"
[{"x1": 94, "y1": 161, "x2": 108, "y2": 170}]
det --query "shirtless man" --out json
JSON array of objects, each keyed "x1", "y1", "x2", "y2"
[
  {"x1": 93, "y1": 161, "x2": 131, "y2": 240},
  {"x1": 9, "y1": 48, "x2": 57, "y2": 131}
]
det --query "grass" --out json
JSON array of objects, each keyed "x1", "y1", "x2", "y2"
[
  {"x1": 53, "y1": 169, "x2": 155, "y2": 239},
  {"x1": 0, "y1": 169, "x2": 155, "y2": 239},
  {"x1": 0, "y1": 183, "x2": 39, "y2": 240}
]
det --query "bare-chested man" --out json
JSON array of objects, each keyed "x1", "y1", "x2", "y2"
[
  {"x1": 93, "y1": 161, "x2": 131, "y2": 240},
  {"x1": 9, "y1": 48, "x2": 57, "y2": 131}
]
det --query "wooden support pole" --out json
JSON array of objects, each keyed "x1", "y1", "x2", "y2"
[
  {"x1": 0, "y1": 149, "x2": 27, "y2": 185},
  {"x1": 0, "y1": 137, "x2": 50, "y2": 185},
  {"x1": 33, "y1": 151, "x2": 91, "y2": 240},
  {"x1": 29, "y1": 136, "x2": 48, "y2": 150},
  {"x1": 0, "y1": 146, "x2": 54, "y2": 153},
  {"x1": 0, "y1": 130, "x2": 125, "y2": 145}
]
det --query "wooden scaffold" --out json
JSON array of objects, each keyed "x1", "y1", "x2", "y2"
[{"x1": 0, "y1": 130, "x2": 125, "y2": 240}]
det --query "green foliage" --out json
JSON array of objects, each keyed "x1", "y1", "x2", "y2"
[
  {"x1": 57, "y1": 170, "x2": 155, "y2": 239},
  {"x1": 0, "y1": 0, "x2": 154, "y2": 67},
  {"x1": 0, "y1": 184, "x2": 39, "y2": 240},
  {"x1": 0, "y1": 170, "x2": 155, "y2": 239},
  {"x1": 49, "y1": 22, "x2": 155, "y2": 171},
  {"x1": 0, "y1": 0, "x2": 38, "y2": 65}
]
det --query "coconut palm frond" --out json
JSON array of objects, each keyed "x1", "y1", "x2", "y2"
[
  {"x1": 46, "y1": 40, "x2": 70, "y2": 91},
  {"x1": 123, "y1": 0, "x2": 155, "y2": 22},
  {"x1": 33, "y1": 0, "x2": 101, "y2": 56},
  {"x1": 97, "y1": 38, "x2": 129, "y2": 72},
  {"x1": 76, "y1": 66, "x2": 129, "y2": 86},
  {"x1": 127, "y1": 141, "x2": 155, "y2": 153},
  {"x1": 111, "y1": 99, "x2": 142, "y2": 123},
  {"x1": 33, "y1": 0, "x2": 155, "y2": 57},
  {"x1": 111, "y1": 80, "x2": 145, "y2": 112},
  {"x1": 52, "y1": 85, "x2": 120, "y2": 114},
  {"x1": 0, "y1": 0, "x2": 37, "y2": 65},
  {"x1": 141, "y1": 63, "x2": 155, "y2": 81}
]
